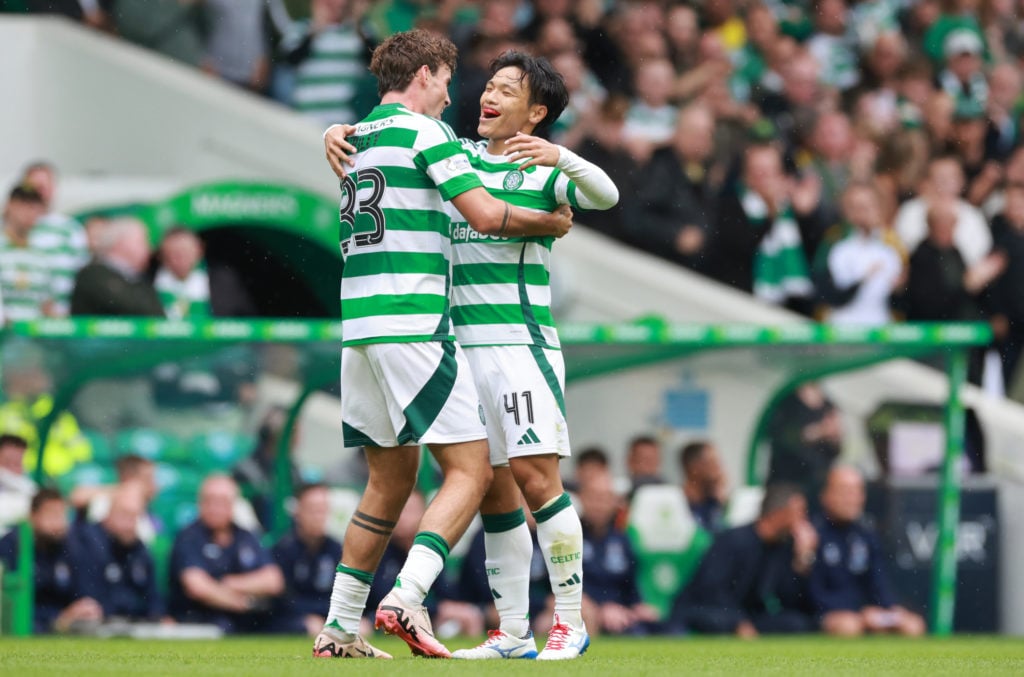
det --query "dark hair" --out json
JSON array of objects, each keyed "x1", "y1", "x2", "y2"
[
  {"x1": 8, "y1": 183, "x2": 43, "y2": 204},
  {"x1": 679, "y1": 440, "x2": 710, "y2": 472},
  {"x1": 370, "y1": 29, "x2": 459, "y2": 98},
  {"x1": 116, "y1": 454, "x2": 154, "y2": 480},
  {"x1": 295, "y1": 482, "x2": 328, "y2": 500},
  {"x1": 489, "y1": 50, "x2": 569, "y2": 129},
  {"x1": 759, "y1": 483, "x2": 804, "y2": 517},
  {"x1": 31, "y1": 487, "x2": 64, "y2": 513},
  {"x1": 0, "y1": 433, "x2": 28, "y2": 451},
  {"x1": 576, "y1": 446, "x2": 609, "y2": 468}
]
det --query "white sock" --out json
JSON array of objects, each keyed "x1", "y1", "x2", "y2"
[
  {"x1": 533, "y1": 493, "x2": 584, "y2": 628},
  {"x1": 324, "y1": 563, "x2": 372, "y2": 640},
  {"x1": 392, "y1": 535, "x2": 448, "y2": 606},
  {"x1": 482, "y1": 510, "x2": 533, "y2": 638}
]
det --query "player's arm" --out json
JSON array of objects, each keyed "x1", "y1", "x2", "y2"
[
  {"x1": 451, "y1": 187, "x2": 573, "y2": 238},
  {"x1": 180, "y1": 567, "x2": 251, "y2": 612},
  {"x1": 504, "y1": 132, "x2": 619, "y2": 210}
]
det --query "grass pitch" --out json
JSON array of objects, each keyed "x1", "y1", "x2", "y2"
[{"x1": 1, "y1": 635, "x2": 1022, "y2": 676}]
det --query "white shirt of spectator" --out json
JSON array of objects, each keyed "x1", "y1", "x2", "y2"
[
  {"x1": 827, "y1": 231, "x2": 903, "y2": 325},
  {"x1": 894, "y1": 197, "x2": 992, "y2": 265},
  {"x1": 623, "y1": 102, "x2": 678, "y2": 146}
]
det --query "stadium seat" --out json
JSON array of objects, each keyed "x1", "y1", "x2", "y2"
[
  {"x1": 151, "y1": 490, "x2": 199, "y2": 534},
  {"x1": 56, "y1": 462, "x2": 117, "y2": 495},
  {"x1": 81, "y1": 429, "x2": 114, "y2": 464},
  {"x1": 187, "y1": 431, "x2": 256, "y2": 471},
  {"x1": 114, "y1": 428, "x2": 186, "y2": 463},
  {"x1": 153, "y1": 462, "x2": 203, "y2": 495},
  {"x1": 626, "y1": 484, "x2": 712, "y2": 619},
  {"x1": 725, "y1": 485, "x2": 765, "y2": 527}
]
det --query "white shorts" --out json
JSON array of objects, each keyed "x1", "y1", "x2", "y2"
[
  {"x1": 464, "y1": 344, "x2": 571, "y2": 466},
  {"x1": 341, "y1": 341, "x2": 486, "y2": 448}
]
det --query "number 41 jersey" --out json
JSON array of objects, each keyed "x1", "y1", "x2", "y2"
[
  {"x1": 449, "y1": 139, "x2": 582, "y2": 350},
  {"x1": 339, "y1": 103, "x2": 482, "y2": 347}
]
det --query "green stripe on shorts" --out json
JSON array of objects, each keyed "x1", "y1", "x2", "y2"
[
  {"x1": 343, "y1": 422, "x2": 381, "y2": 448},
  {"x1": 529, "y1": 344, "x2": 565, "y2": 417},
  {"x1": 397, "y1": 341, "x2": 459, "y2": 444}
]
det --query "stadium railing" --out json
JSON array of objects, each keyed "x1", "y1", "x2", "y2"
[{"x1": 0, "y1": 318, "x2": 989, "y2": 636}]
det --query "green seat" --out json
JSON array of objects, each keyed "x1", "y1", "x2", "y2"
[
  {"x1": 81, "y1": 429, "x2": 114, "y2": 464},
  {"x1": 151, "y1": 491, "x2": 199, "y2": 534},
  {"x1": 56, "y1": 463, "x2": 116, "y2": 495},
  {"x1": 187, "y1": 431, "x2": 255, "y2": 471},
  {"x1": 114, "y1": 428, "x2": 186, "y2": 463},
  {"x1": 626, "y1": 484, "x2": 711, "y2": 619},
  {"x1": 153, "y1": 463, "x2": 203, "y2": 495}
]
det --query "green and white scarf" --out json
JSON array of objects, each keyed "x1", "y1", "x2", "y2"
[
  {"x1": 155, "y1": 266, "x2": 211, "y2": 320},
  {"x1": 740, "y1": 186, "x2": 813, "y2": 303}
]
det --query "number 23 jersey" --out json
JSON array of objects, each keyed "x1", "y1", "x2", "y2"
[{"x1": 339, "y1": 103, "x2": 482, "y2": 347}]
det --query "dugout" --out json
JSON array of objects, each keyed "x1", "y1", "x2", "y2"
[
  {"x1": 0, "y1": 319, "x2": 989, "y2": 637},
  {"x1": 75, "y1": 181, "x2": 344, "y2": 318}
]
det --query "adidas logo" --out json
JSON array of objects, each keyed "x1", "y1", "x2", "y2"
[
  {"x1": 516, "y1": 428, "x2": 541, "y2": 446},
  {"x1": 557, "y1": 573, "x2": 581, "y2": 588}
]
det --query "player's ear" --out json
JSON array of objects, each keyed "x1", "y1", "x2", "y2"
[
  {"x1": 417, "y1": 64, "x2": 432, "y2": 85},
  {"x1": 528, "y1": 103, "x2": 548, "y2": 126}
]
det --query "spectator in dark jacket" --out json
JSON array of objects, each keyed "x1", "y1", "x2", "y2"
[
  {"x1": 270, "y1": 483, "x2": 341, "y2": 635},
  {"x1": 624, "y1": 104, "x2": 719, "y2": 271},
  {"x1": 810, "y1": 466, "x2": 925, "y2": 636},
  {"x1": 167, "y1": 475, "x2": 284, "y2": 633},
  {"x1": 670, "y1": 483, "x2": 818, "y2": 636},
  {"x1": 70, "y1": 218, "x2": 164, "y2": 317},
  {"x1": 0, "y1": 488, "x2": 103, "y2": 633},
  {"x1": 990, "y1": 182, "x2": 1024, "y2": 392},
  {"x1": 577, "y1": 470, "x2": 660, "y2": 635},
  {"x1": 73, "y1": 483, "x2": 162, "y2": 621},
  {"x1": 901, "y1": 196, "x2": 1005, "y2": 323}
]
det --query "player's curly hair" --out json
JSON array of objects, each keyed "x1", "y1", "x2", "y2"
[{"x1": 370, "y1": 29, "x2": 458, "y2": 97}]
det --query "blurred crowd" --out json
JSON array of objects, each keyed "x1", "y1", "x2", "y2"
[
  {"x1": 3, "y1": 0, "x2": 1024, "y2": 395},
  {"x1": 0, "y1": 418, "x2": 927, "y2": 638}
]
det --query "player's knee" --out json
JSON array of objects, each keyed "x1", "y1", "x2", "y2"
[
  {"x1": 367, "y1": 470, "x2": 416, "y2": 500},
  {"x1": 509, "y1": 457, "x2": 562, "y2": 508},
  {"x1": 823, "y1": 612, "x2": 864, "y2": 637}
]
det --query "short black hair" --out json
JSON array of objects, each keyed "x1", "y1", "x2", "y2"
[
  {"x1": 0, "y1": 433, "x2": 28, "y2": 450},
  {"x1": 760, "y1": 483, "x2": 804, "y2": 517},
  {"x1": 489, "y1": 50, "x2": 569, "y2": 129},
  {"x1": 8, "y1": 183, "x2": 43, "y2": 204},
  {"x1": 576, "y1": 446, "x2": 609, "y2": 468},
  {"x1": 679, "y1": 440, "x2": 710, "y2": 472},
  {"x1": 295, "y1": 482, "x2": 328, "y2": 500},
  {"x1": 31, "y1": 487, "x2": 64, "y2": 513}
]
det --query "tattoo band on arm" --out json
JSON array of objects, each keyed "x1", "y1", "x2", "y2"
[
  {"x1": 349, "y1": 510, "x2": 396, "y2": 537},
  {"x1": 497, "y1": 202, "x2": 511, "y2": 238}
]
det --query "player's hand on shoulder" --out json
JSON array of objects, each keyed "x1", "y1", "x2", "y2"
[
  {"x1": 324, "y1": 124, "x2": 358, "y2": 178},
  {"x1": 504, "y1": 131, "x2": 560, "y2": 169},
  {"x1": 549, "y1": 204, "x2": 573, "y2": 238}
]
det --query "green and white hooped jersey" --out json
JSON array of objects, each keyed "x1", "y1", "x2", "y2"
[
  {"x1": 29, "y1": 212, "x2": 88, "y2": 315},
  {"x1": 155, "y1": 266, "x2": 211, "y2": 320},
  {"x1": 449, "y1": 139, "x2": 580, "y2": 350},
  {"x1": 339, "y1": 103, "x2": 483, "y2": 346},
  {"x1": 0, "y1": 232, "x2": 56, "y2": 322}
]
